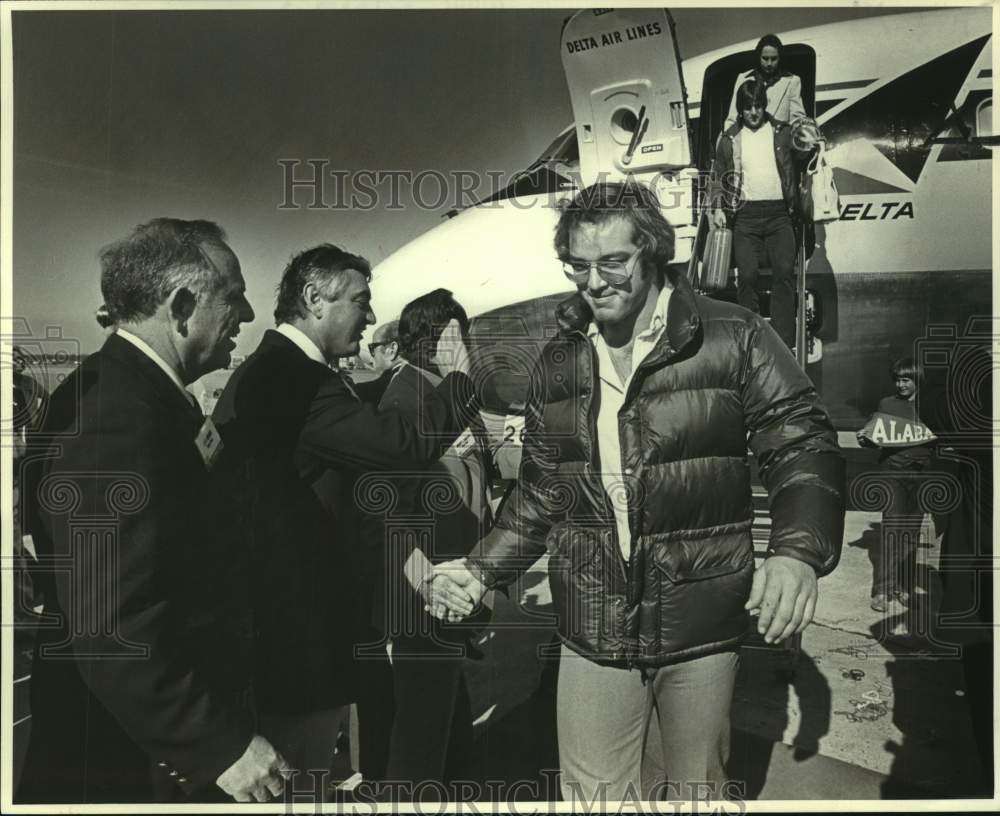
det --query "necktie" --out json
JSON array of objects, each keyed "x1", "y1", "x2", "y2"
[
  {"x1": 337, "y1": 371, "x2": 361, "y2": 403},
  {"x1": 184, "y1": 389, "x2": 204, "y2": 419}
]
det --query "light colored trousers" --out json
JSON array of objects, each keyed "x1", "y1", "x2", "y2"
[{"x1": 557, "y1": 645, "x2": 740, "y2": 804}]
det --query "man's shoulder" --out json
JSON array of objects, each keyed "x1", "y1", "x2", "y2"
[
  {"x1": 353, "y1": 367, "x2": 392, "y2": 404},
  {"x1": 234, "y1": 332, "x2": 326, "y2": 392},
  {"x1": 383, "y1": 362, "x2": 418, "y2": 391},
  {"x1": 378, "y1": 364, "x2": 425, "y2": 409},
  {"x1": 720, "y1": 121, "x2": 741, "y2": 141},
  {"x1": 51, "y1": 353, "x2": 185, "y2": 470},
  {"x1": 695, "y1": 295, "x2": 770, "y2": 343},
  {"x1": 67, "y1": 345, "x2": 163, "y2": 423}
]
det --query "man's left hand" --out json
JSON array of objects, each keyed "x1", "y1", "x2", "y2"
[{"x1": 745, "y1": 555, "x2": 818, "y2": 644}]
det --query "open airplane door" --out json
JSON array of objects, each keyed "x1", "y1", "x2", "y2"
[{"x1": 561, "y1": 8, "x2": 698, "y2": 262}]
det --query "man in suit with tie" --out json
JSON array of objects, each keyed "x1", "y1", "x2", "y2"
[
  {"x1": 212, "y1": 245, "x2": 479, "y2": 799},
  {"x1": 19, "y1": 218, "x2": 290, "y2": 803},
  {"x1": 724, "y1": 34, "x2": 807, "y2": 130}
]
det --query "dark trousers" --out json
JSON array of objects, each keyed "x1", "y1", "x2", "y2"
[
  {"x1": 733, "y1": 200, "x2": 797, "y2": 348},
  {"x1": 874, "y1": 472, "x2": 924, "y2": 597},
  {"x1": 356, "y1": 630, "x2": 473, "y2": 793}
]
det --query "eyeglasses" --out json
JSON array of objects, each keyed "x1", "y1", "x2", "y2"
[
  {"x1": 368, "y1": 342, "x2": 387, "y2": 356},
  {"x1": 560, "y1": 247, "x2": 643, "y2": 286}
]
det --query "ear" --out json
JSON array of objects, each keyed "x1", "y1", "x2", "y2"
[
  {"x1": 302, "y1": 282, "x2": 325, "y2": 318},
  {"x1": 387, "y1": 340, "x2": 400, "y2": 360},
  {"x1": 168, "y1": 286, "x2": 198, "y2": 335}
]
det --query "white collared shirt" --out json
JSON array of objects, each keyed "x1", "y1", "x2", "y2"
[
  {"x1": 277, "y1": 323, "x2": 365, "y2": 401},
  {"x1": 276, "y1": 322, "x2": 328, "y2": 366},
  {"x1": 116, "y1": 329, "x2": 197, "y2": 407},
  {"x1": 587, "y1": 284, "x2": 672, "y2": 559}
]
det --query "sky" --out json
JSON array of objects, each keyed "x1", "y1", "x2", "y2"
[{"x1": 10, "y1": 4, "x2": 922, "y2": 355}]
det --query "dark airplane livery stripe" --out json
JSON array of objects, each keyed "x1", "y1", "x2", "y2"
[
  {"x1": 822, "y1": 35, "x2": 990, "y2": 183},
  {"x1": 815, "y1": 79, "x2": 876, "y2": 92},
  {"x1": 814, "y1": 98, "x2": 846, "y2": 117}
]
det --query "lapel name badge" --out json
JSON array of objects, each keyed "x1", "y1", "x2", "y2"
[{"x1": 194, "y1": 417, "x2": 224, "y2": 470}]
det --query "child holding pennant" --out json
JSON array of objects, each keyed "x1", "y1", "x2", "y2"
[{"x1": 857, "y1": 358, "x2": 936, "y2": 613}]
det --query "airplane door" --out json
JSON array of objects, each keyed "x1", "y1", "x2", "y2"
[
  {"x1": 693, "y1": 45, "x2": 817, "y2": 170},
  {"x1": 561, "y1": 8, "x2": 693, "y2": 186}
]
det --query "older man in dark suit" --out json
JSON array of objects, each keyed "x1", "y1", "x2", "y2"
[
  {"x1": 212, "y1": 245, "x2": 478, "y2": 798},
  {"x1": 19, "y1": 218, "x2": 289, "y2": 804}
]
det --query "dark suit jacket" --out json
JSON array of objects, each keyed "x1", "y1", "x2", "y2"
[
  {"x1": 366, "y1": 362, "x2": 493, "y2": 639},
  {"x1": 212, "y1": 330, "x2": 477, "y2": 714},
  {"x1": 353, "y1": 367, "x2": 396, "y2": 405},
  {"x1": 19, "y1": 334, "x2": 255, "y2": 804}
]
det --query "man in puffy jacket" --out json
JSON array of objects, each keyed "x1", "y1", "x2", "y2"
[{"x1": 435, "y1": 180, "x2": 845, "y2": 802}]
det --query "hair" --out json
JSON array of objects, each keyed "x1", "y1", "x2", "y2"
[
  {"x1": 374, "y1": 319, "x2": 400, "y2": 345},
  {"x1": 398, "y1": 288, "x2": 469, "y2": 373},
  {"x1": 554, "y1": 180, "x2": 675, "y2": 273},
  {"x1": 891, "y1": 356, "x2": 923, "y2": 383},
  {"x1": 755, "y1": 33, "x2": 783, "y2": 62},
  {"x1": 273, "y1": 243, "x2": 371, "y2": 324},
  {"x1": 99, "y1": 218, "x2": 229, "y2": 324},
  {"x1": 735, "y1": 79, "x2": 769, "y2": 118}
]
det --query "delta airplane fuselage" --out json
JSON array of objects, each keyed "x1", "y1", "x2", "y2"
[{"x1": 370, "y1": 8, "x2": 993, "y2": 435}]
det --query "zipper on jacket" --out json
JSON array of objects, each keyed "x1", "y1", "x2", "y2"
[{"x1": 582, "y1": 341, "x2": 628, "y2": 586}]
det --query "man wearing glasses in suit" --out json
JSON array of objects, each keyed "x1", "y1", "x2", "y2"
[{"x1": 355, "y1": 320, "x2": 404, "y2": 405}]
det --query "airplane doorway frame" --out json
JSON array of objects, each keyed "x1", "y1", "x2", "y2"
[{"x1": 692, "y1": 44, "x2": 817, "y2": 169}]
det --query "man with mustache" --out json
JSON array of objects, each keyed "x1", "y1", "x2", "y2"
[{"x1": 20, "y1": 218, "x2": 288, "y2": 804}]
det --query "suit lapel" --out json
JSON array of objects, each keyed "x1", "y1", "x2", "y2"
[
  {"x1": 101, "y1": 334, "x2": 201, "y2": 421},
  {"x1": 771, "y1": 76, "x2": 790, "y2": 115},
  {"x1": 100, "y1": 335, "x2": 208, "y2": 473}
]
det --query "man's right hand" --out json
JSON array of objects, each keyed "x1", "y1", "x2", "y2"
[
  {"x1": 711, "y1": 209, "x2": 728, "y2": 230},
  {"x1": 422, "y1": 571, "x2": 476, "y2": 619},
  {"x1": 216, "y1": 734, "x2": 292, "y2": 803},
  {"x1": 434, "y1": 318, "x2": 471, "y2": 377},
  {"x1": 428, "y1": 558, "x2": 486, "y2": 621}
]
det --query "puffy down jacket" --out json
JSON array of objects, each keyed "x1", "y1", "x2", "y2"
[{"x1": 468, "y1": 270, "x2": 845, "y2": 668}]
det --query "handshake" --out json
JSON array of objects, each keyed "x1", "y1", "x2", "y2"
[{"x1": 420, "y1": 558, "x2": 488, "y2": 622}]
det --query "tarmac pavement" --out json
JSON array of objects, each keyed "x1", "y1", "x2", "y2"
[{"x1": 463, "y1": 508, "x2": 988, "y2": 802}]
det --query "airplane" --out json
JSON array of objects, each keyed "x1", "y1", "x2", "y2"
[{"x1": 366, "y1": 7, "x2": 994, "y2": 468}]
